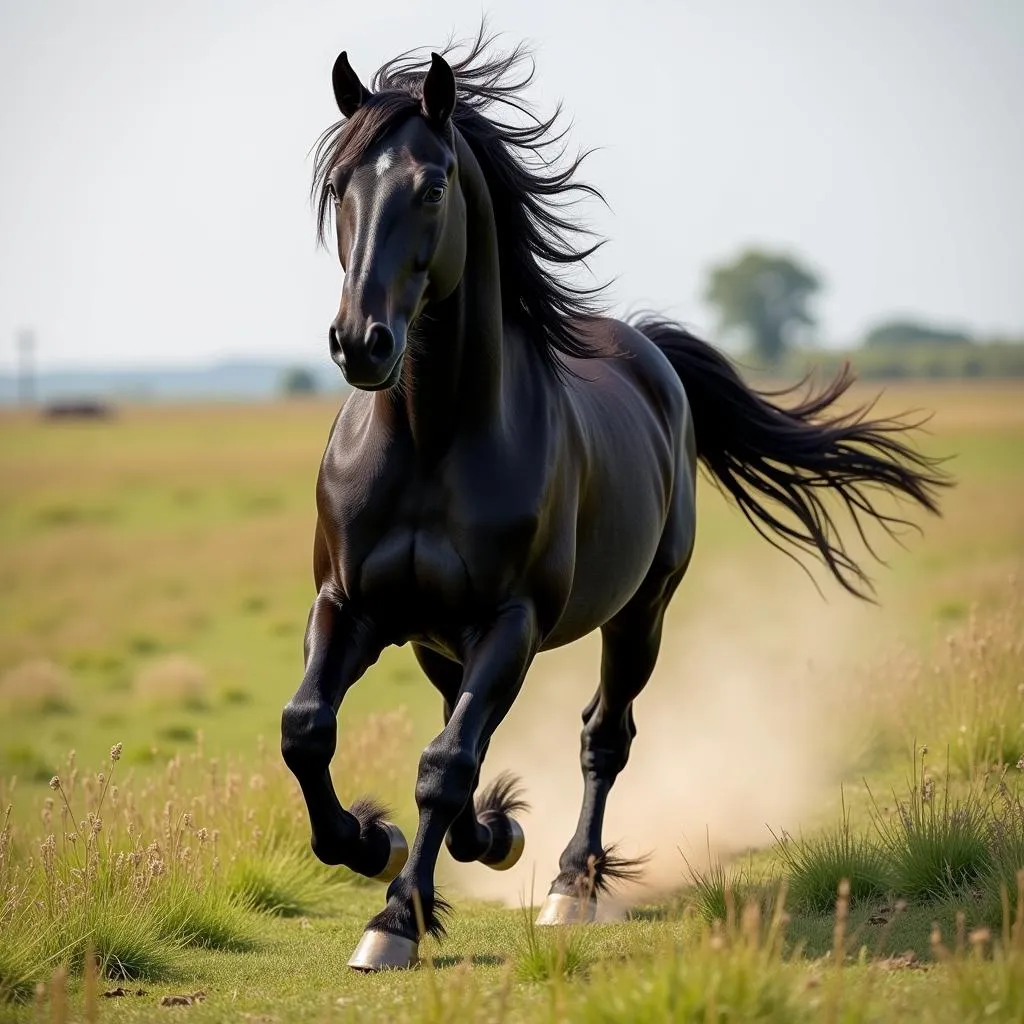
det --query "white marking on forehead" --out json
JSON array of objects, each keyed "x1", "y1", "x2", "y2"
[{"x1": 375, "y1": 150, "x2": 394, "y2": 177}]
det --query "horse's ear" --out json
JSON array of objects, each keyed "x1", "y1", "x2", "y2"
[
  {"x1": 421, "y1": 52, "x2": 456, "y2": 128},
  {"x1": 332, "y1": 51, "x2": 368, "y2": 117}
]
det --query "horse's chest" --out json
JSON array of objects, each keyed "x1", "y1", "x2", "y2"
[
  {"x1": 322, "y1": 437, "x2": 542, "y2": 634},
  {"x1": 355, "y1": 522, "x2": 472, "y2": 615}
]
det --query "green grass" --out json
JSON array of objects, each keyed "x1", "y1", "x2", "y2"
[
  {"x1": 74, "y1": 912, "x2": 175, "y2": 983},
  {"x1": 684, "y1": 854, "x2": 732, "y2": 924},
  {"x1": 871, "y1": 756, "x2": 994, "y2": 901},
  {"x1": 225, "y1": 846, "x2": 335, "y2": 918},
  {"x1": 771, "y1": 792, "x2": 893, "y2": 914},
  {"x1": 682, "y1": 845, "x2": 778, "y2": 927},
  {"x1": 153, "y1": 878, "x2": 255, "y2": 951},
  {"x1": 513, "y1": 902, "x2": 594, "y2": 982},
  {"x1": 564, "y1": 908, "x2": 809, "y2": 1024},
  {"x1": 1, "y1": 385, "x2": 1023, "y2": 1020}
]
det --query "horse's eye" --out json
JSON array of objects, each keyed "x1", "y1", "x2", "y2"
[
  {"x1": 327, "y1": 184, "x2": 339, "y2": 205},
  {"x1": 423, "y1": 183, "x2": 446, "y2": 204}
]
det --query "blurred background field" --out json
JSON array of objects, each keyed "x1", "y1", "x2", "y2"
[{"x1": 1, "y1": 381, "x2": 1020, "y2": 786}]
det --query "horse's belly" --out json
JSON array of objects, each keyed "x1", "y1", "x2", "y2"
[
  {"x1": 540, "y1": 420, "x2": 694, "y2": 650},
  {"x1": 538, "y1": 496, "x2": 666, "y2": 650},
  {"x1": 541, "y1": 541, "x2": 657, "y2": 650}
]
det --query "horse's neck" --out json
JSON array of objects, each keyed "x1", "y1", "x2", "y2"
[{"x1": 386, "y1": 134, "x2": 506, "y2": 461}]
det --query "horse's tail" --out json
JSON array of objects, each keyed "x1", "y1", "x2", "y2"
[{"x1": 634, "y1": 316, "x2": 949, "y2": 599}]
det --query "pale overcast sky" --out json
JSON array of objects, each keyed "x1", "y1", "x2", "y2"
[{"x1": 0, "y1": 0, "x2": 1021, "y2": 371}]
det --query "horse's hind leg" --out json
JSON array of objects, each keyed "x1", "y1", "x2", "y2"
[
  {"x1": 414, "y1": 646, "x2": 528, "y2": 871},
  {"x1": 538, "y1": 571, "x2": 683, "y2": 924}
]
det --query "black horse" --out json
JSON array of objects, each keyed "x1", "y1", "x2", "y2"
[{"x1": 280, "y1": 34, "x2": 945, "y2": 970}]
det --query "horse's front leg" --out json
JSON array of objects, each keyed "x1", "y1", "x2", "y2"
[
  {"x1": 348, "y1": 603, "x2": 538, "y2": 970},
  {"x1": 413, "y1": 645, "x2": 527, "y2": 872},
  {"x1": 281, "y1": 589, "x2": 401, "y2": 879}
]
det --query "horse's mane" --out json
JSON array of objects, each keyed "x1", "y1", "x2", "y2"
[{"x1": 311, "y1": 27, "x2": 607, "y2": 373}]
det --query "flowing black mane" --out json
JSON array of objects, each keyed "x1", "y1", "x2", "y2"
[{"x1": 311, "y1": 30, "x2": 607, "y2": 371}]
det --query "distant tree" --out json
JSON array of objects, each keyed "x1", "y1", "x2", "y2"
[
  {"x1": 704, "y1": 249, "x2": 821, "y2": 364},
  {"x1": 864, "y1": 319, "x2": 973, "y2": 347},
  {"x1": 281, "y1": 367, "x2": 318, "y2": 396}
]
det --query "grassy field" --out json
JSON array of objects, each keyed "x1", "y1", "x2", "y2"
[{"x1": 1, "y1": 381, "x2": 1022, "y2": 1021}]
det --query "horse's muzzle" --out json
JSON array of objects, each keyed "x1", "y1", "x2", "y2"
[{"x1": 329, "y1": 320, "x2": 404, "y2": 390}]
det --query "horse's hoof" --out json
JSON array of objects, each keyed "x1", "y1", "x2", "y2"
[
  {"x1": 480, "y1": 816, "x2": 525, "y2": 871},
  {"x1": 371, "y1": 822, "x2": 408, "y2": 883},
  {"x1": 347, "y1": 930, "x2": 419, "y2": 972},
  {"x1": 535, "y1": 892, "x2": 597, "y2": 926}
]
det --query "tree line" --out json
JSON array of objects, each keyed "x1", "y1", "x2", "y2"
[{"x1": 702, "y1": 248, "x2": 1016, "y2": 369}]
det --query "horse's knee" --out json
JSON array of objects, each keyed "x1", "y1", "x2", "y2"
[
  {"x1": 580, "y1": 709, "x2": 634, "y2": 779},
  {"x1": 581, "y1": 744, "x2": 629, "y2": 779},
  {"x1": 280, "y1": 699, "x2": 336, "y2": 775},
  {"x1": 415, "y1": 740, "x2": 477, "y2": 816},
  {"x1": 579, "y1": 692, "x2": 601, "y2": 727}
]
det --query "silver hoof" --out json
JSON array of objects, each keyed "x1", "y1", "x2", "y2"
[
  {"x1": 347, "y1": 930, "x2": 419, "y2": 972},
  {"x1": 372, "y1": 822, "x2": 408, "y2": 883},
  {"x1": 481, "y1": 816, "x2": 525, "y2": 871},
  {"x1": 535, "y1": 892, "x2": 597, "y2": 926}
]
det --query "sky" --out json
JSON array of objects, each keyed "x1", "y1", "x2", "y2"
[{"x1": 0, "y1": 0, "x2": 1021, "y2": 371}]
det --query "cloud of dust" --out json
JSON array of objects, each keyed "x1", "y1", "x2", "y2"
[{"x1": 443, "y1": 559, "x2": 880, "y2": 913}]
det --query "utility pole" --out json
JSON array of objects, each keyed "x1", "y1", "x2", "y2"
[{"x1": 16, "y1": 329, "x2": 36, "y2": 406}]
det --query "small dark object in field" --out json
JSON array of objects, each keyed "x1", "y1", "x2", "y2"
[
  {"x1": 159, "y1": 991, "x2": 206, "y2": 1006},
  {"x1": 43, "y1": 399, "x2": 113, "y2": 420},
  {"x1": 877, "y1": 951, "x2": 925, "y2": 971},
  {"x1": 281, "y1": 29, "x2": 948, "y2": 971},
  {"x1": 103, "y1": 986, "x2": 147, "y2": 998}
]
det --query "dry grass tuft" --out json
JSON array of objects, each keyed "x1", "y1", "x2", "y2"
[
  {"x1": 0, "y1": 708, "x2": 416, "y2": 999},
  {"x1": 771, "y1": 791, "x2": 892, "y2": 914},
  {"x1": 134, "y1": 654, "x2": 209, "y2": 711},
  {"x1": 0, "y1": 659, "x2": 75, "y2": 716}
]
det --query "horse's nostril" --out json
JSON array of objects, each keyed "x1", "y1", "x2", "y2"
[
  {"x1": 328, "y1": 326, "x2": 347, "y2": 370},
  {"x1": 364, "y1": 322, "x2": 395, "y2": 365}
]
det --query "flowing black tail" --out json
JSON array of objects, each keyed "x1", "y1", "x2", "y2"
[{"x1": 634, "y1": 316, "x2": 950, "y2": 599}]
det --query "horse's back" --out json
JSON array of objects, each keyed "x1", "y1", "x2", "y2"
[
  {"x1": 563, "y1": 316, "x2": 696, "y2": 482},
  {"x1": 573, "y1": 318, "x2": 691, "y2": 418}
]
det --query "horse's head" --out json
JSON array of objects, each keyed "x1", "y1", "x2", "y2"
[{"x1": 323, "y1": 52, "x2": 466, "y2": 390}]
